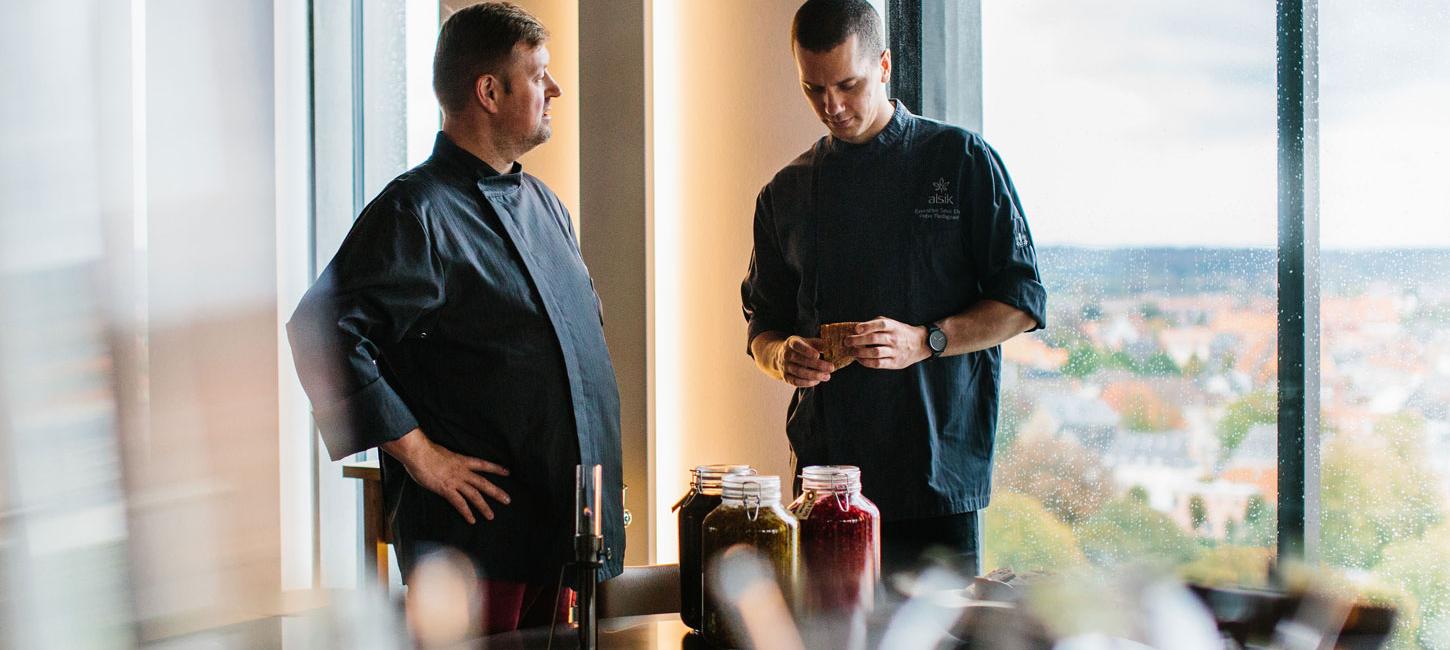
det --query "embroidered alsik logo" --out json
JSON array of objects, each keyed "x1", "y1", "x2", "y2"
[
  {"x1": 914, "y1": 176, "x2": 960, "y2": 221},
  {"x1": 1012, "y1": 211, "x2": 1031, "y2": 248},
  {"x1": 929, "y1": 177, "x2": 954, "y2": 205}
]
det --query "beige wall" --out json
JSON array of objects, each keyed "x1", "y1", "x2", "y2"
[
  {"x1": 579, "y1": 1, "x2": 650, "y2": 566},
  {"x1": 647, "y1": 0, "x2": 826, "y2": 560},
  {"x1": 447, "y1": 0, "x2": 581, "y2": 226}
]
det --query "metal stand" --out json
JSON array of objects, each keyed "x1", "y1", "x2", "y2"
[{"x1": 574, "y1": 533, "x2": 605, "y2": 650}]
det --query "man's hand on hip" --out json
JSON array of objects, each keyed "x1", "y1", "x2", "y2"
[
  {"x1": 381, "y1": 428, "x2": 512, "y2": 525},
  {"x1": 847, "y1": 317, "x2": 930, "y2": 370}
]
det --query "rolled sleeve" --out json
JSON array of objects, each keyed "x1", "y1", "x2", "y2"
[
  {"x1": 981, "y1": 271, "x2": 1048, "y2": 332},
  {"x1": 741, "y1": 189, "x2": 798, "y2": 355},
  {"x1": 311, "y1": 376, "x2": 419, "y2": 461},
  {"x1": 964, "y1": 135, "x2": 1048, "y2": 331},
  {"x1": 287, "y1": 194, "x2": 445, "y2": 461}
]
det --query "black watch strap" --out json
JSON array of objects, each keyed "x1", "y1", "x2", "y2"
[{"x1": 926, "y1": 324, "x2": 947, "y2": 358}]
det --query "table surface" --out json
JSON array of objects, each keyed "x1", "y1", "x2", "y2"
[{"x1": 478, "y1": 613, "x2": 699, "y2": 649}]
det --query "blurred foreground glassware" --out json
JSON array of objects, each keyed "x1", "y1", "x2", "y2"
[{"x1": 707, "y1": 544, "x2": 805, "y2": 650}]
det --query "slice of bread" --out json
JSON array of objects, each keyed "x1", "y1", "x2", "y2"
[{"x1": 819, "y1": 321, "x2": 860, "y2": 369}]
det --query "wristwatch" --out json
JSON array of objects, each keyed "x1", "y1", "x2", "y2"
[{"x1": 926, "y1": 323, "x2": 947, "y2": 359}]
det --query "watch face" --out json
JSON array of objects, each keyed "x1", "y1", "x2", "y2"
[{"x1": 929, "y1": 328, "x2": 948, "y2": 353}]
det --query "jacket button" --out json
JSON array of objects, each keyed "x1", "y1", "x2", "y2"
[{"x1": 419, "y1": 331, "x2": 429, "y2": 339}]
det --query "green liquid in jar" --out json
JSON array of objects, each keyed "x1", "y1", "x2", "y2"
[{"x1": 701, "y1": 483, "x2": 798, "y2": 648}]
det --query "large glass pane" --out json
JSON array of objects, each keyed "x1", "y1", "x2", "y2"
[
  {"x1": 1319, "y1": 1, "x2": 1450, "y2": 646},
  {"x1": 980, "y1": 0, "x2": 1279, "y2": 581}
]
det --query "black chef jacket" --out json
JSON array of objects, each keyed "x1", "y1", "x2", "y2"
[
  {"x1": 741, "y1": 102, "x2": 1047, "y2": 520},
  {"x1": 288, "y1": 132, "x2": 624, "y2": 583}
]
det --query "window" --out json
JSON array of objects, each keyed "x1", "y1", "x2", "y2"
[
  {"x1": 977, "y1": 0, "x2": 1280, "y2": 580},
  {"x1": 305, "y1": 0, "x2": 439, "y2": 589},
  {"x1": 1317, "y1": 0, "x2": 1450, "y2": 645},
  {"x1": 894, "y1": 0, "x2": 1450, "y2": 645}
]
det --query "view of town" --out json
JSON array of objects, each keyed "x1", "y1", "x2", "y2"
[{"x1": 985, "y1": 246, "x2": 1450, "y2": 648}]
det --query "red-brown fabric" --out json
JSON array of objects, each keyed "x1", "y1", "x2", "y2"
[{"x1": 480, "y1": 578, "x2": 575, "y2": 634}]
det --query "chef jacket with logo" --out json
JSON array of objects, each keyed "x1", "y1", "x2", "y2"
[{"x1": 742, "y1": 102, "x2": 1047, "y2": 520}]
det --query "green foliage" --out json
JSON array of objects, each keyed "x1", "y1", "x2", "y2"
[
  {"x1": 1062, "y1": 345, "x2": 1103, "y2": 378},
  {"x1": 1375, "y1": 523, "x2": 1450, "y2": 649},
  {"x1": 1182, "y1": 353, "x2": 1205, "y2": 378},
  {"x1": 1105, "y1": 351, "x2": 1139, "y2": 372},
  {"x1": 1216, "y1": 390, "x2": 1276, "y2": 460},
  {"x1": 1374, "y1": 411, "x2": 1429, "y2": 460},
  {"x1": 1140, "y1": 352, "x2": 1181, "y2": 377},
  {"x1": 1320, "y1": 417, "x2": 1444, "y2": 570},
  {"x1": 1188, "y1": 495, "x2": 1207, "y2": 532},
  {"x1": 1075, "y1": 497, "x2": 1199, "y2": 569},
  {"x1": 1231, "y1": 495, "x2": 1276, "y2": 547},
  {"x1": 1127, "y1": 485, "x2": 1149, "y2": 504},
  {"x1": 1219, "y1": 351, "x2": 1237, "y2": 373},
  {"x1": 983, "y1": 492, "x2": 1086, "y2": 573},
  {"x1": 1178, "y1": 545, "x2": 1272, "y2": 588}
]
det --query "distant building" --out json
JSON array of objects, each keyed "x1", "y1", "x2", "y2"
[
  {"x1": 1021, "y1": 391, "x2": 1120, "y2": 451},
  {"x1": 1221, "y1": 423, "x2": 1277, "y2": 503},
  {"x1": 1104, "y1": 430, "x2": 1200, "y2": 513}
]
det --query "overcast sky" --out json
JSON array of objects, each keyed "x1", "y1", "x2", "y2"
[{"x1": 980, "y1": 0, "x2": 1450, "y2": 249}]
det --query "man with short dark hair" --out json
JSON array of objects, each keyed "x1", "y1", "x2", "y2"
[
  {"x1": 742, "y1": 0, "x2": 1047, "y2": 578},
  {"x1": 288, "y1": 1, "x2": 622, "y2": 633}
]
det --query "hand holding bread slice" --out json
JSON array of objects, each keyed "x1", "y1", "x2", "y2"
[{"x1": 818, "y1": 321, "x2": 860, "y2": 370}]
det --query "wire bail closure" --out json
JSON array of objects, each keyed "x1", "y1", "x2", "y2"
[
  {"x1": 745, "y1": 481, "x2": 762, "y2": 521},
  {"x1": 832, "y1": 472, "x2": 850, "y2": 511}
]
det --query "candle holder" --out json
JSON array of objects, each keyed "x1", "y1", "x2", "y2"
[{"x1": 573, "y1": 464, "x2": 607, "y2": 650}]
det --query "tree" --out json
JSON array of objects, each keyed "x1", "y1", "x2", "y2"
[
  {"x1": 1140, "y1": 352, "x2": 1181, "y2": 377},
  {"x1": 1320, "y1": 421, "x2": 1444, "y2": 569},
  {"x1": 1374, "y1": 411, "x2": 1429, "y2": 461},
  {"x1": 1216, "y1": 390, "x2": 1275, "y2": 459},
  {"x1": 1103, "y1": 381, "x2": 1186, "y2": 432},
  {"x1": 997, "y1": 434, "x2": 1114, "y2": 525},
  {"x1": 1182, "y1": 353, "x2": 1205, "y2": 378},
  {"x1": 1105, "y1": 351, "x2": 1139, "y2": 373},
  {"x1": 1062, "y1": 345, "x2": 1102, "y2": 379},
  {"x1": 1179, "y1": 545, "x2": 1272, "y2": 588},
  {"x1": 1076, "y1": 497, "x2": 1199, "y2": 569},
  {"x1": 982, "y1": 492, "x2": 1086, "y2": 573},
  {"x1": 1232, "y1": 495, "x2": 1275, "y2": 547},
  {"x1": 1375, "y1": 522, "x2": 1450, "y2": 649},
  {"x1": 1188, "y1": 495, "x2": 1207, "y2": 534}
]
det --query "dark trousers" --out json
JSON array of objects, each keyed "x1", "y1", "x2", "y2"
[{"x1": 880, "y1": 511, "x2": 982, "y2": 579}]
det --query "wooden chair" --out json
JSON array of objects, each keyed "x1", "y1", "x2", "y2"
[{"x1": 341, "y1": 459, "x2": 390, "y2": 587}]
